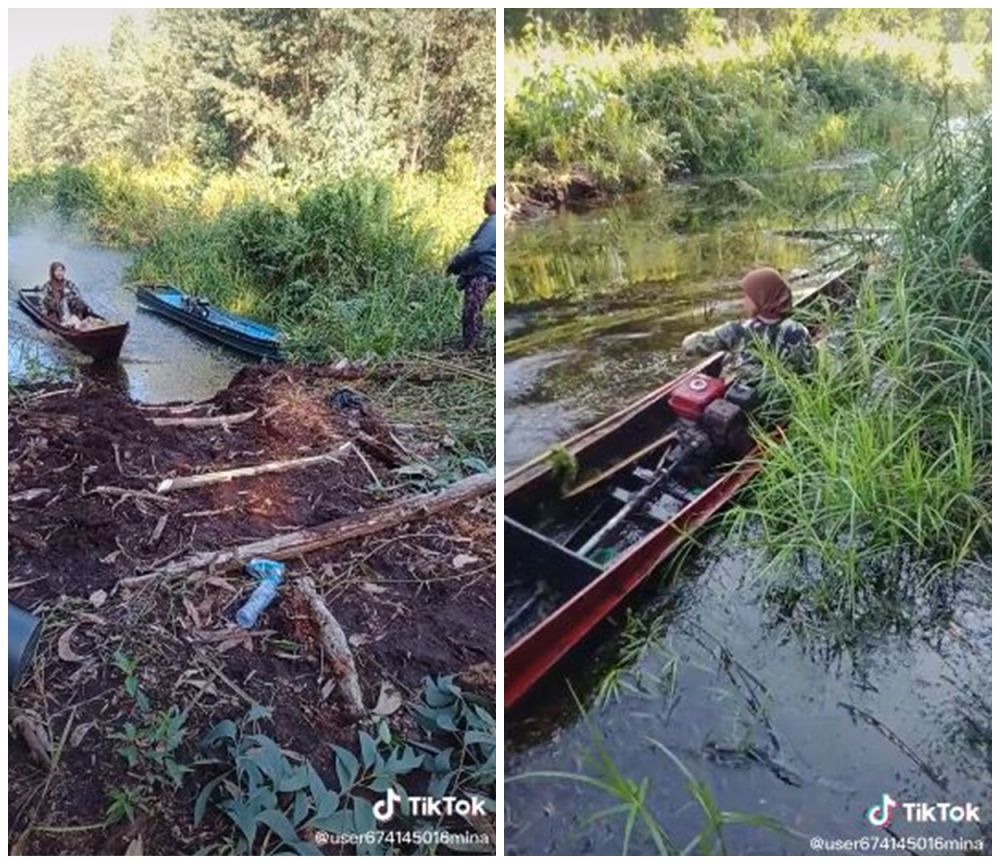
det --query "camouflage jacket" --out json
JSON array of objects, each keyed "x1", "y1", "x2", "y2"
[
  {"x1": 681, "y1": 317, "x2": 814, "y2": 380},
  {"x1": 41, "y1": 279, "x2": 92, "y2": 322}
]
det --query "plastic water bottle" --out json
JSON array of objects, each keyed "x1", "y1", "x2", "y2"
[{"x1": 235, "y1": 559, "x2": 285, "y2": 629}]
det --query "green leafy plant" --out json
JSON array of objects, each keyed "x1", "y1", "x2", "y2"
[
  {"x1": 104, "y1": 785, "x2": 147, "y2": 826},
  {"x1": 112, "y1": 650, "x2": 150, "y2": 713},
  {"x1": 196, "y1": 683, "x2": 497, "y2": 856},
  {"x1": 412, "y1": 675, "x2": 496, "y2": 800},
  {"x1": 195, "y1": 704, "x2": 337, "y2": 855},
  {"x1": 111, "y1": 707, "x2": 191, "y2": 790}
]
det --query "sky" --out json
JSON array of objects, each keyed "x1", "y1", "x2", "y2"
[{"x1": 8, "y1": 8, "x2": 151, "y2": 75}]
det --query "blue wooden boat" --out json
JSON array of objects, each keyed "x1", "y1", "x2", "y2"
[{"x1": 134, "y1": 283, "x2": 283, "y2": 361}]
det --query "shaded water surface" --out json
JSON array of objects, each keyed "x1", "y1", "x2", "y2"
[
  {"x1": 9, "y1": 221, "x2": 242, "y2": 402},
  {"x1": 505, "y1": 548, "x2": 990, "y2": 855},
  {"x1": 503, "y1": 174, "x2": 990, "y2": 855},
  {"x1": 504, "y1": 182, "x2": 820, "y2": 469}
]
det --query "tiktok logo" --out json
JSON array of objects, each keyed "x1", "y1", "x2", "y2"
[
  {"x1": 373, "y1": 788, "x2": 402, "y2": 822},
  {"x1": 867, "y1": 793, "x2": 899, "y2": 828}
]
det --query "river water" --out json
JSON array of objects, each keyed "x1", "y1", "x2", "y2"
[
  {"x1": 503, "y1": 175, "x2": 991, "y2": 854},
  {"x1": 8, "y1": 220, "x2": 242, "y2": 402},
  {"x1": 504, "y1": 181, "x2": 824, "y2": 469}
]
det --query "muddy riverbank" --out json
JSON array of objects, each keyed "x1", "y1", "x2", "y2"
[{"x1": 9, "y1": 362, "x2": 496, "y2": 854}]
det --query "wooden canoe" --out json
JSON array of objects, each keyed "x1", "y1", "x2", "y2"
[
  {"x1": 504, "y1": 263, "x2": 862, "y2": 709},
  {"x1": 18, "y1": 289, "x2": 128, "y2": 362},
  {"x1": 135, "y1": 283, "x2": 283, "y2": 361}
]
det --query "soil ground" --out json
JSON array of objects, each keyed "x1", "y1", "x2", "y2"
[{"x1": 8, "y1": 360, "x2": 496, "y2": 855}]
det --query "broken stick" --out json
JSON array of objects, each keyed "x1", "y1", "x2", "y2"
[
  {"x1": 136, "y1": 470, "x2": 494, "y2": 582},
  {"x1": 149, "y1": 409, "x2": 257, "y2": 429},
  {"x1": 156, "y1": 444, "x2": 350, "y2": 493},
  {"x1": 9, "y1": 488, "x2": 52, "y2": 504},
  {"x1": 87, "y1": 485, "x2": 173, "y2": 505},
  {"x1": 297, "y1": 576, "x2": 365, "y2": 717},
  {"x1": 137, "y1": 401, "x2": 215, "y2": 416}
]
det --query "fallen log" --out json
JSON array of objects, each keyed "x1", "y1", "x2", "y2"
[
  {"x1": 137, "y1": 470, "x2": 494, "y2": 581},
  {"x1": 156, "y1": 444, "x2": 350, "y2": 493},
  {"x1": 150, "y1": 409, "x2": 257, "y2": 429},
  {"x1": 296, "y1": 576, "x2": 365, "y2": 717}
]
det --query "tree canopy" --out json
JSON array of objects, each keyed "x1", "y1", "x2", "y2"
[
  {"x1": 504, "y1": 8, "x2": 992, "y2": 46},
  {"x1": 10, "y1": 8, "x2": 496, "y2": 177}
]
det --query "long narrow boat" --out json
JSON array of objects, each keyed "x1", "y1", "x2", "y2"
[
  {"x1": 18, "y1": 289, "x2": 129, "y2": 362},
  {"x1": 135, "y1": 283, "x2": 283, "y2": 361},
  {"x1": 504, "y1": 263, "x2": 861, "y2": 709}
]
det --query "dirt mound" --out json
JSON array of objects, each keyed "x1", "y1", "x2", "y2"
[{"x1": 9, "y1": 363, "x2": 495, "y2": 855}]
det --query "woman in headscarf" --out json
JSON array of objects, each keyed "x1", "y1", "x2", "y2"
[
  {"x1": 41, "y1": 261, "x2": 95, "y2": 328},
  {"x1": 682, "y1": 267, "x2": 814, "y2": 380}
]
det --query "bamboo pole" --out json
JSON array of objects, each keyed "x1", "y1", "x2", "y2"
[{"x1": 156, "y1": 444, "x2": 350, "y2": 493}]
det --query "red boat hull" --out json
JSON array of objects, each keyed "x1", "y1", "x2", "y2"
[
  {"x1": 505, "y1": 448, "x2": 762, "y2": 708},
  {"x1": 503, "y1": 264, "x2": 860, "y2": 709}
]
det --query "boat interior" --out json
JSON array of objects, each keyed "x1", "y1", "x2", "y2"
[{"x1": 504, "y1": 354, "x2": 743, "y2": 645}]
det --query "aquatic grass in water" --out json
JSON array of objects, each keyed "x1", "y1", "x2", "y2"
[
  {"x1": 509, "y1": 689, "x2": 786, "y2": 854},
  {"x1": 730, "y1": 118, "x2": 991, "y2": 626}
]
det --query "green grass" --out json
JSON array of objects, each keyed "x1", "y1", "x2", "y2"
[
  {"x1": 505, "y1": 24, "x2": 990, "y2": 196},
  {"x1": 509, "y1": 689, "x2": 787, "y2": 854},
  {"x1": 9, "y1": 153, "x2": 495, "y2": 363},
  {"x1": 729, "y1": 116, "x2": 991, "y2": 628}
]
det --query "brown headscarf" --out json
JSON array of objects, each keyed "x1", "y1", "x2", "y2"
[{"x1": 741, "y1": 267, "x2": 791, "y2": 322}]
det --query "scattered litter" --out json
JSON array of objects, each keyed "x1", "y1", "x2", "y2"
[
  {"x1": 328, "y1": 387, "x2": 368, "y2": 411},
  {"x1": 234, "y1": 559, "x2": 285, "y2": 630},
  {"x1": 56, "y1": 624, "x2": 88, "y2": 663}
]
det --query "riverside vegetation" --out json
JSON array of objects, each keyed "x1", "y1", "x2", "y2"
[
  {"x1": 505, "y1": 9, "x2": 991, "y2": 202},
  {"x1": 9, "y1": 9, "x2": 496, "y2": 361},
  {"x1": 733, "y1": 116, "x2": 991, "y2": 630}
]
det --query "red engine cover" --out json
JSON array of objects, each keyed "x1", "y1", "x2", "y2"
[{"x1": 668, "y1": 373, "x2": 728, "y2": 420}]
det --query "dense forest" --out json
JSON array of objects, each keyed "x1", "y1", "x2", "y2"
[
  {"x1": 9, "y1": 8, "x2": 497, "y2": 359},
  {"x1": 504, "y1": 8, "x2": 992, "y2": 45}
]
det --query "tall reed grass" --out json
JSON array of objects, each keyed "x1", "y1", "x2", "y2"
[
  {"x1": 9, "y1": 150, "x2": 495, "y2": 361},
  {"x1": 731, "y1": 117, "x2": 991, "y2": 625}
]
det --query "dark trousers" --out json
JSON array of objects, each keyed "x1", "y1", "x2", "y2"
[{"x1": 461, "y1": 275, "x2": 495, "y2": 350}]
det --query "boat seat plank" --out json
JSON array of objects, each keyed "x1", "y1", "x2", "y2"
[{"x1": 504, "y1": 516, "x2": 602, "y2": 593}]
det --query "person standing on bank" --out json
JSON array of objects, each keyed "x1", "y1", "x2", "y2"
[{"x1": 447, "y1": 185, "x2": 496, "y2": 350}]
